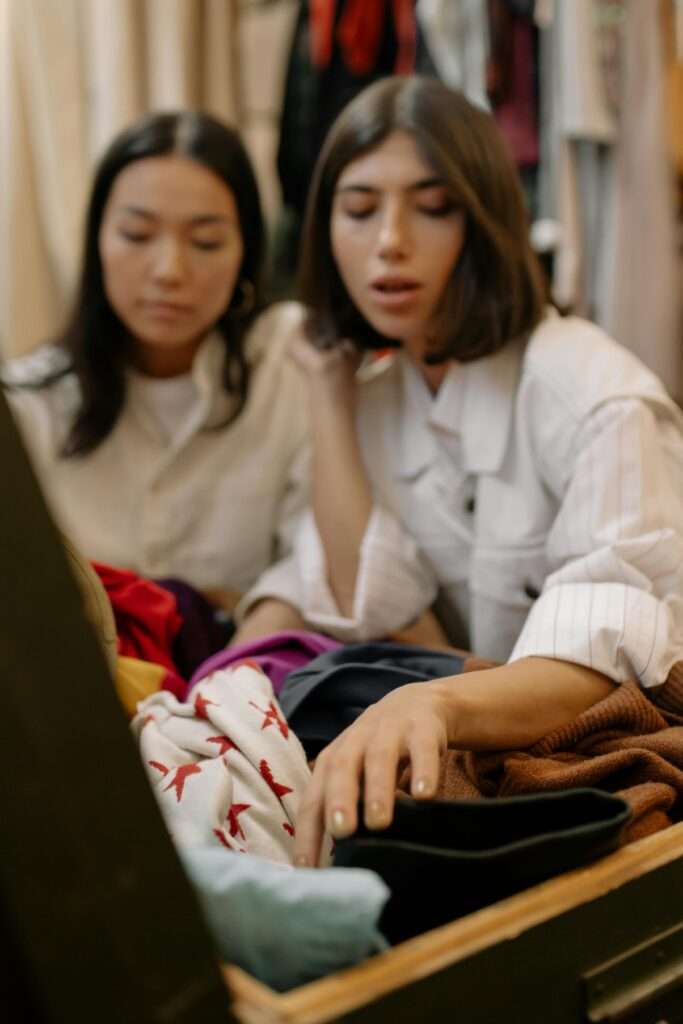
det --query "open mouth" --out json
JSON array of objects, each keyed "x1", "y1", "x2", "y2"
[
  {"x1": 370, "y1": 279, "x2": 422, "y2": 308},
  {"x1": 372, "y1": 278, "x2": 421, "y2": 294}
]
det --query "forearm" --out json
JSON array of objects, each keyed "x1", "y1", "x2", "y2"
[
  {"x1": 434, "y1": 656, "x2": 615, "y2": 751},
  {"x1": 231, "y1": 598, "x2": 306, "y2": 645},
  {"x1": 309, "y1": 394, "x2": 372, "y2": 617}
]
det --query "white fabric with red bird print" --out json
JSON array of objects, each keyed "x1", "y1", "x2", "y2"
[{"x1": 132, "y1": 662, "x2": 330, "y2": 866}]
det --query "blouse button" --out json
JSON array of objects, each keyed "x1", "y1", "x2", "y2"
[
  {"x1": 524, "y1": 583, "x2": 540, "y2": 601},
  {"x1": 464, "y1": 495, "x2": 476, "y2": 515}
]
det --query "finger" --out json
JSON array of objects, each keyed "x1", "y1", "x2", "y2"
[
  {"x1": 406, "y1": 722, "x2": 444, "y2": 800},
  {"x1": 293, "y1": 760, "x2": 329, "y2": 868},
  {"x1": 321, "y1": 734, "x2": 367, "y2": 840},
  {"x1": 362, "y1": 726, "x2": 402, "y2": 830}
]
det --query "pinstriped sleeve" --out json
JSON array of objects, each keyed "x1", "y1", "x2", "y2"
[
  {"x1": 294, "y1": 505, "x2": 438, "y2": 642},
  {"x1": 510, "y1": 398, "x2": 683, "y2": 686}
]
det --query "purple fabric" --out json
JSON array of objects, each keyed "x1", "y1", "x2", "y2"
[
  {"x1": 188, "y1": 629, "x2": 342, "y2": 696},
  {"x1": 154, "y1": 577, "x2": 234, "y2": 680}
]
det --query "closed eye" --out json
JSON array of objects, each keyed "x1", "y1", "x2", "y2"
[
  {"x1": 341, "y1": 205, "x2": 376, "y2": 221},
  {"x1": 119, "y1": 230, "x2": 151, "y2": 243},
  {"x1": 418, "y1": 202, "x2": 457, "y2": 217}
]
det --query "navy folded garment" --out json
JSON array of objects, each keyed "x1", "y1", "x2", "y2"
[
  {"x1": 278, "y1": 642, "x2": 466, "y2": 758},
  {"x1": 333, "y1": 789, "x2": 632, "y2": 944}
]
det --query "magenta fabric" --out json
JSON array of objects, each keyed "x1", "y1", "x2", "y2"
[{"x1": 189, "y1": 630, "x2": 341, "y2": 696}]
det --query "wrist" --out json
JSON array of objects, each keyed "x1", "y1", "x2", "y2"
[{"x1": 428, "y1": 678, "x2": 464, "y2": 747}]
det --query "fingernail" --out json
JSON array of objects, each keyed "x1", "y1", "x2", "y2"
[
  {"x1": 331, "y1": 809, "x2": 347, "y2": 835},
  {"x1": 294, "y1": 854, "x2": 309, "y2": 867},
  {"x1": 367, "y1": 800, "x2": 388, "y2": 828},
  {"x1": 414, "y1": 778, "x2": 429, "y2": 796}
]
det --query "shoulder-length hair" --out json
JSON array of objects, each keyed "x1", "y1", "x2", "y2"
[
  {"x1": 51, "y1": 110, "x2": 265, "y2": 456},
  {"x1": 299, "y1": 75, "x2": 546, "y2": 363}
]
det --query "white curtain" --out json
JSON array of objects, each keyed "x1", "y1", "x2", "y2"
[{"x1": 0, "y1": 0, "x2": 241, "y2": 359}]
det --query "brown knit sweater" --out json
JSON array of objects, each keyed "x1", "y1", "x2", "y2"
[{"x1": 430, "y1": 661, "x2": 683, "y2": 844}]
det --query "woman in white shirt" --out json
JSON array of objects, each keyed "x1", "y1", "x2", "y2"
[
  {"x1": 4, "y1": 111, "x2": 307, "y2": 642},
  {"x1": 289, "y1": 76, "x2": 683, "y2": 865}
]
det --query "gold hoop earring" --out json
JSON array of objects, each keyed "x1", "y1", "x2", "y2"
[{"x1": 230, "y1": 278, "x2": 255, "y2": 317}]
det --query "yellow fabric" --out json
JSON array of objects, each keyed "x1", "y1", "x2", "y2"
[
  {"x1": 62, "y1": 534, "x2": 118, "y2": 675},
  {"x1": 115, "y1": 656, "x2": 167, "y2": 719}
]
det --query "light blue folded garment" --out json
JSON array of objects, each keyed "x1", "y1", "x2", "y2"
[{"x1": 179, "y1": 845, "x2": 390, "y2": 992}]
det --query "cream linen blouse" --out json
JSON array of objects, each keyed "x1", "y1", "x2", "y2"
[{"x1": 5, "y1": 302, "x2": 308, "y2": 610}]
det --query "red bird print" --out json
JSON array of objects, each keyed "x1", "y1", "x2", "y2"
[
  {"x1": 214, "y1": 828, "x2": 231, "y2": 849},
  {"x1": 282, "y1": 823, "x2": 295, "y2": 837},
  {"x1": 148, "y1": 760, "x2": 169, "y2": 776},
  {"x1": 259, "y1": 759, "x2": 293, "y2": 799},
  {"x1": 164, "y1": 763, "x2": 202, "y2": 802},
  {"x1": 194, "y1": 692, "x2": 218, "y2": 720},
  {"x1": 227, "y1": 802, "x2": 251, "y2": 840},
  {"x1": 207, "y1": 735, "x2": 238, "y2": 756},
  {"x1": 248, "y1": 700, "x2": 289, "y2": 738}
]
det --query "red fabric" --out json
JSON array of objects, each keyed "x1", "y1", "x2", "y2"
[
  {"x1": 93, "y1": 563, "x2": 186, "y2": 697},
  {"x1": 310, "y1": 0, "x2": 416, "y2": 76}
]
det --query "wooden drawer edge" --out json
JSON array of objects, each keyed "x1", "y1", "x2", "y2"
[{"x1": 223, "y1": 820, "x2": 683, "y2": 1024}]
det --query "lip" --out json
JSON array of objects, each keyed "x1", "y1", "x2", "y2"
[
  {"x1": 141, "y1": 300, "x2": 193, "y2": 319},
  {"x1": 369, "y1": 276, "x2": 422, "y2": 311}
]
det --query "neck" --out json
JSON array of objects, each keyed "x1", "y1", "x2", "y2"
[
  {"x1": 128, "y1": 336, "x2": 205, "y2": 378},
  {"x1": 407, "y1": 354, "x2": 450, "y2": 395}
]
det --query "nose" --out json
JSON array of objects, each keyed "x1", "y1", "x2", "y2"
[
  {"x1": 151, "y1": 235, "x2": 186, "y2": 285},
  {"x1": 377, "y1": 201, "x2": 410, "y2": 261}
]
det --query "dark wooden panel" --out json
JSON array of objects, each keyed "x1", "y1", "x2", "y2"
[
  {"x1": 333, "y1": 855, "x2": 683, "y2": 1024},
  {"x1": 0, "y1": 387, "x2": 234, "y2": 1022}
]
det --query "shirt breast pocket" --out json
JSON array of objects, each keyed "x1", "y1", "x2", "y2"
[{"x1": 469, "y1": 541, "x2": 548, "y2": 661}]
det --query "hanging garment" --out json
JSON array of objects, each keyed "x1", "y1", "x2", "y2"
[
  {"x1": 488, "y1": 5, "x2": 539, "y2": 170},
  {"x1": 277, "y1": 0, "x2": 427, "y2": 219},
  {"x1": 416, "y1": 0, "x2": 489, "y2": 107},
  {"x1": 278, "y1": 643, "x2": 465, "y2": 758},
  {"x1": 309, "y1": 0, "x2": 416, "y2": 76},
  {"x1": 190, "y1": 629, "x2": 342, "y2": 696}
]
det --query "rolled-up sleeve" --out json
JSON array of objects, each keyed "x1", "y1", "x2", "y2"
[
  {"x1": 293, "y1": 504, "x2": 438, "y2": 642},
  {"x1": 510, "y1": 398, "x2": 683, "y2": 687}
]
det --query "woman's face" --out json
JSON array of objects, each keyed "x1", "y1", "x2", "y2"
[
  {"x1": 99, "y1": 155, "x2": 244, "y2": 377},
  {"x1": 330, "y1": 131, "x2": 465, "y2": 365}
]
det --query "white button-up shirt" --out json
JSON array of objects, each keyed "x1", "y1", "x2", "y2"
[
  {"x1": 5, "y1": 303, "x2": 308, "y2": 605},
  {"x1": 295, "y1": 312, "x2": 683, "y2": 687}
]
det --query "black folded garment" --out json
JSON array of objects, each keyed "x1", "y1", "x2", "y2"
[{"x1": 333, "y1": 789, "x2": 632, "y2": 944}]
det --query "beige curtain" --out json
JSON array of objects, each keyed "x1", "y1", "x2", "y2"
[{"x1": 0, "y1": 0, "x2": 241, "y2": 359}]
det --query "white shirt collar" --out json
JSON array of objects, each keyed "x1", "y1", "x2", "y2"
[{"x1": 393, "y1": 337, "x2": 524, "y2": 479}]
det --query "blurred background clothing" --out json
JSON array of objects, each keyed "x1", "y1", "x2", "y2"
[{"x1": 1, "y1": 0, "x2": 682, "y2": 396}]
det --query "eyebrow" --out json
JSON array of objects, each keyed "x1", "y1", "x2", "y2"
[
  {"x1": 118, "y1": 205, "x2": 231, "y2": 226},
  {"x1": 335, "y1": 177, "x2": 445, "y2": 195}
]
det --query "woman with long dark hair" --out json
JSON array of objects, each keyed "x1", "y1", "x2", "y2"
[
  {"x1": 288, "y1": 76, "x2": 683, "y2": 864},
  {"x1": 5, "y1": 111, "x2": 308, "y2": 641}
]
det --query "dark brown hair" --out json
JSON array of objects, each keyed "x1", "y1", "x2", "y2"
[
  {"x1": 27, "y1": 111, "x2": 265, "y2": 456},
  {"x1": 299, "y1": 75, "x2": 546, "y2": 363}
]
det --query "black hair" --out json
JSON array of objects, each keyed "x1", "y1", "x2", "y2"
[{"x1": 38, "y1": 110, "x2": 265, "y2": 455}]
